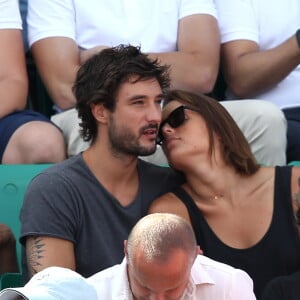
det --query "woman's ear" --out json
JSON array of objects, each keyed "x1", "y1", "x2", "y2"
[{"x1": 90, "y1": 103, "x2": 109, "y2": 124}]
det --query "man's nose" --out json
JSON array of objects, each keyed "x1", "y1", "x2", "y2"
[{"x1": 146, "y1": 104, "x2": 161, "y2": 123}]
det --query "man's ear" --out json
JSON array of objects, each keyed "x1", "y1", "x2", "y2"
[
  {"x1": 124, "y1": 240, "x2": 128, "y2": 258},
  {"x1": 196, "y1": 245, "x2": 203, "y2": 255},
  {"x1": 90, "y1": 103, "x2": 109, "y2": 124}
]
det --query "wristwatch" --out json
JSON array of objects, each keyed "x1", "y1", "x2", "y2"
[{"x1": 296, "y1": 29, "x2": 300, "y2": 48}]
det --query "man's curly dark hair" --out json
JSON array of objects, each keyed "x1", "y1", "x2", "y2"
[{"x1": 73, "y1": 44, "x2": 170, "y2": 143}]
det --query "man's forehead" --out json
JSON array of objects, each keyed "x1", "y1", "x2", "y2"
[{"x1": 116, "y1": 78, "x2": 163, "y2": 101}]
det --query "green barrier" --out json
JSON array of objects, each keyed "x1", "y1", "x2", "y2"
[
  {"x1": 288, "y1": 161, "x2": 300, "y2": 166},
  {"x1": 0, "y1": 273, "x2": 23, "y2": 290},
  {"x1": 0, "y1": 164, "x2": 53, "y2": 275}
]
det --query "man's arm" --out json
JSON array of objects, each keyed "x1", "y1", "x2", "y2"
[
  {"x1": 80, "y1": 14, "x2": 220, "y2": 95},
  {"x1": 291, "y1": 167, "x2": 300, "y2": 234},
  {"x1": 32, "y1": 13, "x2": 219, "y2": 110},
  {"x1": 148, "y1": 14, "x2": 220, "y2": 95},
  {"x1": 25, "y1": 236, "x2": 75, "y2": 277},
  {"x1": 0, "y1": 29, "x2": 28, "y2": 118},
  {"x1": 221, "y1": 33, "x2": 300, "y2": 98},
  {"x1": 31, "y1": 37, "x2": 80, "y2": 110}
]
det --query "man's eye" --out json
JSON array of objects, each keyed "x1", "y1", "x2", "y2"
[{"x1": 133, "y1": 100, "x2": 144, "y2": 105}]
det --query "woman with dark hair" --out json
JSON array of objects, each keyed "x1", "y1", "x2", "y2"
[{"x1": 149, "y1": 89, "x2": 300, "y2": 299}]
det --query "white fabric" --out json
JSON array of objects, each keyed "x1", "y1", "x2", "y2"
[
  {"x1": 0, "y1": 267, "x2": 97, "y2": 300},
  {"x1": 87, "y1": 256, "x2": 256, "y2": 300},
  {"x1": 29, "y1": 0, "x2": 287, "y2": 166},
  {"x1": 215, "y1": 0, "x2": 300, "y2": 109},
  {"x1": 28, "y1": 0, "x2": 217, "y2": 51},
  {"x1": 0, "y1": 0, "x2": 22, "y2": 29}
]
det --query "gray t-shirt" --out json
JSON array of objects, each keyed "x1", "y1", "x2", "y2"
[{"x1": 20, "y1": 154, "x2": 183, "y2": 279}]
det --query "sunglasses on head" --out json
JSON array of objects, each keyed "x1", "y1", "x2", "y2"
[{"x1": 157, "y1": 105, "x2": 198, "y2": 145}]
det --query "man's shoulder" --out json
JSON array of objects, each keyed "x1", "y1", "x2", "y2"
[
  {"x1": 88, "y1": 263, "x2": 122, "y2": 282},
  {"x1": 87, "y1": 259, "x2": 129, "y2": 298},
  {"x1": 28, "y1": 155, "x2": 86, "y2": 187},
  {"x1": 192, "y1": 256, "x2": 255, "y2": 299},
  {"x1": 193, "y1": 255, "x2": 250, "y2": 278}
]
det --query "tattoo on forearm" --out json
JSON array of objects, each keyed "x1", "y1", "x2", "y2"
[
  {"x1": 293, "y1": 177, "x2": 300, "y2": 226},
  {"x1": 28, "y1": 237, "x2": 45, "y2": 275}
]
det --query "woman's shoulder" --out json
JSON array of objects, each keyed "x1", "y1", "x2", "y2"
[{"x1": 148, "y1": 189, "x2": 191, "y2": 223}]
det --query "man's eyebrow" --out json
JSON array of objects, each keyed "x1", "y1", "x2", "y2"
[{"x1": 128, "y1": 93, "x2": 164, "y2": 101}]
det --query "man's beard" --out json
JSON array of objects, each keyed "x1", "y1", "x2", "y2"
[{"x1": 108, "y1": 116, "x2": 157, "y2": 157}]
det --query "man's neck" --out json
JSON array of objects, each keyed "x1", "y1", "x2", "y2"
[{"x1": 82, "y1": 144, "x2": 140, "y2": 206}]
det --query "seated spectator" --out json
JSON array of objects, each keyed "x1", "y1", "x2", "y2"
[
  {"x1": 0, "y1": 266, "x2": 97, "y2": 299},
  {"x1": 261, "y1": 271, "x2": 300, "y2": 300},
  {"x1": 1, "y1": 214, "x2": 256, "y2": 299},
  {"x1": 27, "y1": 0, "x2": 286, "y2": 166},
  {"x1": 89, "y1": 213, "x2": 256, "y2": 299},
  {"x1": 149, "y1": 90, "x2": 300, "y2": 299},
  {"x1": 20, "y1": 45, "x2": 183, "y2": 281},
  {"x1": 0, "y1": 224, "x2": 19, "y2": 274},
  {"x1": 0, "y1": 0, "x2": 66, "y2": 164},
  {"x1": 215, "y1": 0, "x2": 300, "y2": 163}
]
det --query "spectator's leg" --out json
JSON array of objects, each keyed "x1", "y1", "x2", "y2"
[
  {"x1": 221, "y1": 100, "x2": 287, "y2": 166},
  {"x1": 2, "y1": 121, "x2": 66, "y2": 164},
  {"x1": 51, "y1": 108, "x2": 90, "y2": 157}
]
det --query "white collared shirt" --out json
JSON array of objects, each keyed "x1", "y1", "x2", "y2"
[{"x1": 87, "y1": 255, "x2": 256, "y2": 300}]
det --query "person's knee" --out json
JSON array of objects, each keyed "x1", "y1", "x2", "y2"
[
  {"x1": 222, "y1": 100, "x2": 287, "y2": 165},
  {"x1": 256, "y1": 102, "x2": 286, "y2": 130},
  {"x1": 250, "y1": 102, "x2": 287, "y2": 165},
  {"x1": 3, "y1": 121, "x2": 66, "y2": 163},
  {"x1": 28, "y1": 123, "x2": 67, "y2": 163},
  {"x1": 51, "y1": 109, "x2": 89, "y2": 157},
  {"x1": 255, "y1": 102, "x2": 287, "y2": 146}
]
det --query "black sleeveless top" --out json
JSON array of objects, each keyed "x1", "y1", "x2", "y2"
[{"x1": 172, "y1": 166, "x2": 300, "y2": 299}]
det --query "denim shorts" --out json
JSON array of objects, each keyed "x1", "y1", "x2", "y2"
[{"x1": 0, "y1": 110, "x2": 53, "y2": 162}]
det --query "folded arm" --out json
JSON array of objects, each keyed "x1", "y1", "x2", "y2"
[
  {"x1": 80, "y1": 14, "x2": 220, "y2": 95},
  {"x1": 31, "y1": 37, "x2": 80, "y2": 110},
  {"x1": 148, "y1": 14, "x2": 220, "y2": 95},
  {"x1": 0, "y1": 29, "x2": 28, "y2": 118},
  {"x1": 221, "y1": 33, "x2": 300, "y2": 98}
]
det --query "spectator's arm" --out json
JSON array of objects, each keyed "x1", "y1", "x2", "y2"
[
  {"x1": 31, "y1": 37, "x2": 80, "y2": 110},
  {"x1": 25, "y1": 235, "x2": 75, "y2": 278},
  {"x1": 148, "y1": 14, "x2": 220, "y2": 95},
  {"x1": 0, "y1": 224, "x2": 19, "y2": 273},
  {"x1": 0, "y1": 29, "x2": 28, "y2": 118},
  {"x1": 291, "y1": 167, "x2": 300, "y2": 233},
  {"x1": 79, "y1": 45, "x2": 109, "y2": 65},
  {"x1": 221, "y1": 33, "x2": 300, "y2": 98}
]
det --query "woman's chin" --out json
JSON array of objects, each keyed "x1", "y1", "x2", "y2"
[{"x1": 166, "y1": 153, "x2": 184, "y2": 169}]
